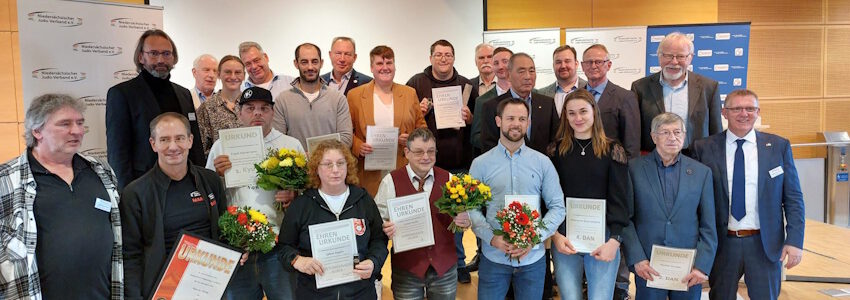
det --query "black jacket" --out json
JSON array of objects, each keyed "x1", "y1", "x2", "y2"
[
  {"x1": 481, "y1": 90, "x2": 559, "y2": 154},
  {"x1": 119, "y1": 162, "x2": 227, "y2": 300},
  {"x1": 279, "y1": 185, "x2": 389, "y2": 299}
]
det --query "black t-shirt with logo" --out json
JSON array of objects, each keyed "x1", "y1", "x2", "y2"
[{"x1": 163, "y1": 174, "x2": 212, "y2": 255}]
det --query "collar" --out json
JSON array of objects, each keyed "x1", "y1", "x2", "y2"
[
  {"x1": 495, "y1": 82, "x2": 509, "y2": 95},
  {"x1": 556, "y1": 78, "x2": 580, "y2": 93},
  {"x1": 726, "y1": 129, "x2": 756, "y2": 146},
  {"x1": 479, "y1": 75, "x2": 497, "y2": 86},
  {"x1": 405, "y1": 164, "x2": 434, "y2": 183},
  {"x1": 497, "y1": 140, "x2": 527, "y2": 158},
  {"x1": 332, "y1": 69, "x2": 353, "y2": 83},
  {"x1": 27, "y1": 148, "x2": 88, "y2": 175},
  {"x1": 264, "y1": 128, "x2": 284, "y2": 142},
  {"x1": 587, "y1": 79, "x2": 609, "y2": 93},
  {"x1": 660, "y1": 71, "x2": 689, "y2": 89},
  {"x1": 652, "y1": 149, "x2": 681, "y2": 168},
  {"x1": 509, "y1": 88, "x2": 532, "y2": 101}
]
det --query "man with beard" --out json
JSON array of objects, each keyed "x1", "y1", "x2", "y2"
[
  {"x1": 272, "y1": 43, "x2": 353, "y2": 149},
  {"x1": 539, "y1": 45, "x2": 587, "y2": 116},
  {"x1": 472, "y1": 46, "x2": 513, "y2": 151},
  {"x1": 632, "y1": 32, "x2": 722, "y2": 154},
  {"x1": 190, "y1": 54, "x2": 218, "y2": 109},
  {"x1": 239, "y1": 41, "x2": 296, "y2": 102},
  {"x1": 321, "y1": 36, "x2": 372, "y2": 95},
  {"x1": 468, "y1": 97, "x2": 565, "y2": 300},
  {"x1": 107, "y1": 29, "x2": 206, "y2": 189}
]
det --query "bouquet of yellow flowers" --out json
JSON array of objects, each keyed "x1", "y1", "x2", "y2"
[
  {"x1": 493, "y1": 201, "x2": 545, "y2": 263},
  {"x1": 255, "y1": 148, "x2": 308, "y2": 211},
  {"x1": 434, "y1": 173, "x2": 492, "y2": 233},
  {"x1": 219, "y1": 206, "x2": 277, "y2": 253}
]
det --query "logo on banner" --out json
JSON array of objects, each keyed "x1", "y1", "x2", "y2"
[
  {"x1": 650, "y1": 35, "x2": 665, "y2": 43},
  {"x1": 714, "y1": 64, "x2": 729, "y2": 72},
  {"x1": 730, "y1": 65, "x2": 745, "y2": 70},
  {"x1": 734, "y1": 48, "x2": 744, "y2": 56},
  {"x1": 529, "y1": 37, "x2": 557, "y2": 45},
  {"x1": 733, "y1": 78, "x2": 742, "y2": 86},
  {"x1": 488, "y1": 39, "x2": 515, "y2": 47},
  {"x1": 608, "y1": 53, "x2": 621, "y2": 60},
  {"x1": 569, "y1": 37, "x2": 598, "y2": 45},
  {"x1": 31, "y1": 68, "x2": 87, "y2": 82},
  {"x1": 697, "y1": 50, "x2": 712, "y2": 57},
  {"x1": 715, "y1": 33, "x2": 731, "y2": 40},
  {"x1": 78, "y1": 95, "x2": 107, "y2": 107},
  {"x1": 26, "y1": 11, "x2": 83, "y2": 27},
  {"x1": 614, "y1": 36, "x2": 642, "y2": 44},
  {"x1": 613, "y1": 67, "x2": 642, "y2": 75},
  {"x1": 81, "y1": 148, "x2": 108, "y2": 159},
  {"x1": 714, "y1": 50, "x2": 729, "y2": 56},
  {"x1": 732, "y1": 34, "x2": 747, "y2": 39},
  {"x1": 72, "y1": 42, "x2": 123, "y2": 56},
  {"x1": 536, "y1": 68, "x2": 554, "y2": 75},
  {"x1": 649, "y1": 66, "x2": 661, "y2": 73},
  {"x1": 698, "y1": 66, "x2": 712, "y2": 71},
  {"x1": 110, "y1": 18, "x2": 158, "y2": 30},
  {"x1": 114, "y1": 69, "x2": 138, "y2": 80}
]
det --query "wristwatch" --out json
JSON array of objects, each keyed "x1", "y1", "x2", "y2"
[{"x1": 610, "y1": 235, "x2": 623, "y2": 243}]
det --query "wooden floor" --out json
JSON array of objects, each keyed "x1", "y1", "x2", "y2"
[{"x1": 377, "y1": 220, "x2": 850, "y2": 299}]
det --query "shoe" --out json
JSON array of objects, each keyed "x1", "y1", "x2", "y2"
[
  {"x1": 613, "y1": 288, "x2": 631, "y2": 300},
  {"x1": 457, "y1": 267, "x2": 472, "y2": 283},
  {"x1": 466, "y1": 254, "x2": 480, "y2": 272}
]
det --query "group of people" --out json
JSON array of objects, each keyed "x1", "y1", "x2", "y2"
[{"x1": 0, "y1": 27, "x2": 805, "y2": 300}]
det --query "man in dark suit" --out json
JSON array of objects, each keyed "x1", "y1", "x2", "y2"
[
  {"x1": 320, "y1": 36, "x2": 371, "y2": 96},
  {"x1": 581, "y1": 44, "x2": 640, "y2": 159},
  {"x1": 106, "y1": 29, "x2": 205, "y2": 189},
  {"x1": 623, "y1": 112, "x2": 717, "y2": 300},
  {"x1": 538, "y1": 45, "x2": 587, "y2": 116},
  {"x1": 469, "y1": 43, "x2": 496, "y2": 97},
  {"x1": 691, "y1": 89, "x2": 805, "y2": 300},
  {"x1": 631, "y1": 32, "x2": 722, "y2": 153},
  {"x1": 480, "y1": 53, "x2": 558, "y2": 154}
]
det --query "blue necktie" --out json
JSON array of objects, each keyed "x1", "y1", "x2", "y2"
[{"x1": 731, "y1": 139, "x2": 746, "y2": 221}]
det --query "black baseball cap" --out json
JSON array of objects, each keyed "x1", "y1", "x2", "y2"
[{"x1": 238, "y1": 86, "x2": 274, "y2": 105}]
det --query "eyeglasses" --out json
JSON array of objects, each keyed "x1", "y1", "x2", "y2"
[
  {"x1": 660, "y1": 53, "x2": 690, "y2": 61},
  {"x1": 580, "y1": 59, "x2": 609, "y2": 67},
  {"x1": 653, "y1": 130, "x2": 685, "y2": 138},
  {"x1": 432, "y1": 53, "x2": 454, "y2": 60},
  {"x1": 409, "y1": 149, "x2": 437, "y2": 158},
  {"x1": 319, "y1": 161, "x2": 347, "y2": 170},
  {"x1": 725, "y1": 106, "x2": 759, "y2": 113},
  {"x1": 143, "y1": 50, "x2": 173, "y2": 58}
]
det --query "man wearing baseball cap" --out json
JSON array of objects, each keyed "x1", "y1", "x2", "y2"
[{"x1": 206, "y1": 86, "x2": 305, "y2": 299}]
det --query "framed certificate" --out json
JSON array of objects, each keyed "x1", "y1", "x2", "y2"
[
  {"x1": 309, "y1": 219, "x2": 360, "y2": 289},
  {"x1": 219, "y1": 126, "x2": 265, "y2": 188},
  {"x1": 151, "y1": 232, "x2": 242, "y2": 300},
  {"x1": 565, "y1": 197, "x2": 606, "y2": 253},
  {"x1": 387, "y1": 192, "x2": 435, "y2": 253},
  {"x1": 647, "y1": 245, "x2": 697, "y2": 292}
]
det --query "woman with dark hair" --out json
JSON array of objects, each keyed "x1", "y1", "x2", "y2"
[
  {"x1": 196, "y1": 55, "x2": 246, "y2": 155},
  {"x1": 548, "y1": 89, "x2": 629, "y2": 300},
  {"x1": 278, "y1": 140, "x2": 388, "y2": 299}
]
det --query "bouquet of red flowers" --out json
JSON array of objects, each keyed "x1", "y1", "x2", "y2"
[
  {"x1": 434, "y1": 173, "x2": 492, "y2": 233},
  {"x1": 493, "y1": 201, "x2": 545, "y2": 263},
  {"x1": 255, "y1": 147, "x2": 308, "y2": 211},
  {"x1": 219, "y1": 206, "x2": 277, "y2": 253}
]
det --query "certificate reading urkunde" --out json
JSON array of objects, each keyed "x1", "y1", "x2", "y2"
[
  {"x1": 151, "y1": 233, "x2": 242, "y2": 300},
  {"x1": 387, "y1": 192, "x2": 435, "y2": 253},
  {"x1": 565, "y1": 197, "x2": 606, "y2": 253},
  {"x1": 219, "y1": 126, "x2": 265, "y2": 188},
  {"x1": 309, "y1": 219, "x2": 360, "y2": 289},
  {"x1": 647, "y1": 245, "x2": 697, "y2": 292},
  {"x1": 432, "y1": 85, "x2": 465, "y2": 129},
  {"x1": 365, "y1": 126, "x2": 399, "y2": 171}
]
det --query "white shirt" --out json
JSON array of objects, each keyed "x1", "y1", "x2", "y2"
[
  {"x1": 495, "y1": 83, "x2": 509, "y2": 96},
  {"x1": 205, "y1": 128, "x2": 305, "y2": 233},
  {"x1": 374, "y1": 165, "x2": 440, "y2": 220},
  {"x1": 661, "y1": 73, "x2": 690, "y2": 146},
  {"x1": 372, "y1": 93, "x2": 394, "y2": 127},
  {"x1": 303, "y1": 89, "x2": 320, "y2": 102},
  {"x1": 725, "y1": 129, "x2": 760, "y2": 230},
  {"x1": 319, "y1": 187, "x2": 350, "y2": 216},
  {"x1": 554, "y1": 79, "x2": 580, "y2": 116}
]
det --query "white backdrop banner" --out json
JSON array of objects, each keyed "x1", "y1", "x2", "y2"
[
  {"x1": 18, "y1": 0, "x2": 162, "y2": 159},
  {"x1": 483, "y1": 28, "x2": 561, "y2": 89},
  {"x1": 564, "y1": 26, "x2": 647, "y2": 89}
]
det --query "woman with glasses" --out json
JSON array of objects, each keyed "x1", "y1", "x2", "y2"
[
  {"x1": 196, "y1": 55, "x2": 245, "y2": 155},
  {"x1": 279, "y1": 140, "x2": 389, "y2": 299},
  {"x1": 547, "y1": 89, "x2": 630, "y2": 300},
  {"x1": 347, "y1": 45, "x2": 426, "y2": 196}
]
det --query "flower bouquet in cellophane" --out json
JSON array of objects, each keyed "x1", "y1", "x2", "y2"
[
  {"x1": 255, "y1": 147, "x2": 307, "y2": 211},
  {"x1": 219, "y1": 206, "x2": 277, "y2": 253},
  {"x1": 434, "y1": 173, "x2": 492, "y2": 233},
  {"x1": 493, "y1": 201, "x2": 545, "y2": 263}
]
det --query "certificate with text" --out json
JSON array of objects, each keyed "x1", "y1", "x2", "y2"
[
  {"x1": 306, "y1": 133, "x2": 342, "y2": 154},
  {"x1": 647, "y1": 245, "x2": 696, "y2": 292},
  {"x1": 565, "y1": 197, "x2": 606, "y2": 253},
  {"x1": 151, "y1": 232, "x2": 242, "y2": 300},
  {"x1": 309, "y1": 219, "x2": 360, "y2": 289},
  {"x1": 219, "y1": 126, "x2": 265, "y2": 188},
  {"x1": 387, "y1": 192, "x2": 435, "y2": 253},
  {"x1": 364, "y1": 126, "x2": 399, "y2": 171},
  {"x1": 432, "y1": 86, "x2": 465, "y2": 129}
]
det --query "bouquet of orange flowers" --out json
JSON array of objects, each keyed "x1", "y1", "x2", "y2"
[
  {"x1": 219, "y1": 206, "x2": 277, "y2": 253},
  {"x1": 434, "y1": 173, "x2": 492, "y2": 233},
  {"x1": 255, "y1": 147, "x2": 308, "y2": 211},
  {"x1": 493, "y1": 201, "x2": 545, "y2": 263}
]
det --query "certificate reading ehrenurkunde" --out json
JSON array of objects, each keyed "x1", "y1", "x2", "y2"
[
  {"x1": 309, "y1": 219, "x2": 360, "y2": 289},
  {"x1": 387, "y1": 192, "x2": 435, "y2": 253}
]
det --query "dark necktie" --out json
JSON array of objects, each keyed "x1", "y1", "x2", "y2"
[
  {"x1": 731, "y1": 139, "x2": 746, "y2": 221},
  {"x1": 414, "y1": 176, "x2": 425, "y2": 192}
]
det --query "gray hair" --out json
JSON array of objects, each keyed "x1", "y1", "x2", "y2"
[
  {"x1": 193, "y1": 54, "x2": 218, "y2": 69},
  {"x1": 238, "y1": 41, "x2": 264, "y2": 56},
  {"x1": 656, "y1": 32, "x2": 694, "y2": 57},
  {"x1": 507, "y1": 52, "x2": 534, "y2": 71},
  {"x1": 475, "y1": 43, "x2": 494, "y2": 55},
  {"x1": 331, "y1": 36, "x2": 356, "y2": 51},
  {"x1": 406, "y1": 127, "x2": 436, "y2": 149},
  {"x1": 725, "y1": 89, "x2": 760, "y2": 108},
  {"x1": 650, "y1": 112, "x2": 685, "y2": 134},
  {"x1": 149, "y1": 112, "x2": 191, "y2": 139},
  {"x1": 24, "y1": 94, "x2": 86, "y2": 147}
]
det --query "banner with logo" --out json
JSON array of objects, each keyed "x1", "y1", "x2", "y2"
[
  {"x1": 18, "y1": 0, "x2": 162, "y2": 159},
  {"x1": 564, "y1": 26, "x2": 647, "y2": 89},
  {"x1": 646, "y1": 23, "x2": 751, "y2": 102},
  {"x1": 483, "y1": 28, "x2": 560, "y2": 89}
]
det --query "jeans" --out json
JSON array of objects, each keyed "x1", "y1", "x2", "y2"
[
  {"x1": 477, "y1": 255, "x2": 546, "y2": 299},
  {"x1": 391, "y1": 266, "x2": 457, "y2": 300},
  {"x1": 635, "y1": 276, "x2": 701, "y2": 300},
  {"x1": 552, "y1": 248, "x2": 620, "y2": 300},
  {"x1": 224, "y1": 250, "x2": 294, "y2": 300},
  {"x1": 455, "y1": 231, "x2": 466, "y2": 268}
]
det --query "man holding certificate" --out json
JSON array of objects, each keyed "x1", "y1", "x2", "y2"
[
  {"x1": 374, "y1": 128, "x2": 471, "y2": 299},
  {"x1": 622, "y1": 113, "x2": 717, "y2": 299},
  {"x1": 206, "y1": 86, "x2": 304, "y2": 299},
  {"x1": 468, "y1": 98, "x2": 566, "y2": 299}
]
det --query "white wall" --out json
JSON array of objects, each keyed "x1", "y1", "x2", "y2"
[{"x1": 152, "y1": 0, "x2": 484, "y2": 90}]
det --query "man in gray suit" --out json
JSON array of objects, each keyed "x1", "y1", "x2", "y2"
[
  {"x1": 538, "y1": 45, "x2": 587, "y2": 116},
  {"x1": 623, "y1": 112, "x2": 717, "y2": 300},
  {"x1": 631, "y1": 32, "x2": 722, "y2": 154}
]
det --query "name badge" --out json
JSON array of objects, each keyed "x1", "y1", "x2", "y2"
[
  {"x1": 94, "y1": 197, "x2": 111, "y2": 212},
  {"x1": 187, "y1": 112, "x2": 196, "y2": 121},
  {"x1": 769, "y1": 166, "x2": 784, "y2": 178}
]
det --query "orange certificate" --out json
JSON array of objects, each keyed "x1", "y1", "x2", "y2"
[{"x1": 151, "y1": 232, "x2": 242, "y2": 300}]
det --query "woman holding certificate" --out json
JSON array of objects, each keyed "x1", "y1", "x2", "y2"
[
  {"x1": 196, "y1": 55, "x2": 245, "y2": 155},
  {"x1": 347, "y1": 45, "x2": 427, "y2": 196},
  {"x1": 547, "y1": 89, "x2": 630, "y2": 300},
  {"x1": 279, "y1": 140, "x2": 389, "y2": 299}
]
